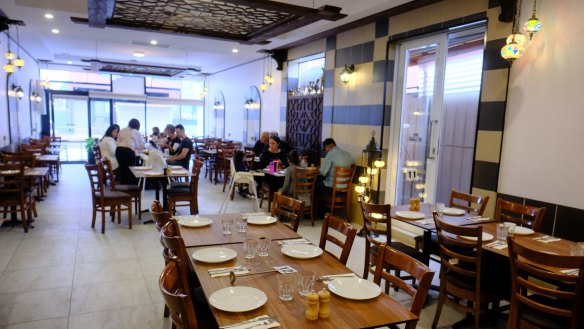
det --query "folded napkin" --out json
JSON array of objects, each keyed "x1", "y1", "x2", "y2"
[
  {"x1": 485, "y1": 241, "x2": 508, "y2": 250},
  {"x1": 219, "y1": 315, "x2": 280, "y2": 329},
  {"x1": 560, "y1": 269, "x2": 580, "y2": 276},
  {"x1": 242, "y1": 212, "x2": 268, "y2": 216},
  {"x1": 277, "y1": 238, "x2": 311, "y2": 245},
  {"x1": 414, "y1": 219, "x2": 434, "y2": 225},
  {"x1": 208, "y1": 266, "x2": 249, "y2": 278},
  {"x1": 468, "y1": 217, "x2": 491, "y2": 223},
  {"x1": 534, "y1": 236, "x2": 562, "y2": 243}
]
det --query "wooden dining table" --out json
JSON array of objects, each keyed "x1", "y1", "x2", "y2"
[
  {"x1": 186, "y1": 240, "x2": 418, "y2": 328},
  {"x1": 130, "y1": 166, "x2": 193, "y2": 211}
]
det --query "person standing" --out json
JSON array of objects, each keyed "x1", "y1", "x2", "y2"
[
  {"x1": 115, "y1": 118, "x2": 145, "y2": 185},
  {"x1": 99, "y1": 124, "x2": 120, "y2": 174},
  {"x1": 166, "y1": 124, "x2": 193, "y2": 169}
]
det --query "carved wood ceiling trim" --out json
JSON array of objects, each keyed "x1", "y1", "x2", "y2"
[{"x1": 71, "y1": 0, "x2": 346, "y2": 45}]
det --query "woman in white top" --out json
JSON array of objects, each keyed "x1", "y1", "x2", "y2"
[
  {"x1": 99, "y1": 124, "x2": 120, "y2": 172},
  {"x1": 115, "y1": 118, "x2": 145, "y2": 184}
]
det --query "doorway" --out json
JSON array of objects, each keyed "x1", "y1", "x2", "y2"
[{"x1": 388, "y1": 26, "x2": 486, "y2": 205}]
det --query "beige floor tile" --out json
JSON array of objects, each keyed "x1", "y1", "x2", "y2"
[
  {"x1": 0, "y1": 317, "x2": 68, "y2": 329},
  {"x1": 0, "y1": 288, "x2": 71, "y2": 326},
  {"x1": 73, "y1": 260, "x2": 142, "y2": 286},
  {"x1": 16, "y1": 236, "x2": 77, "y2": 254},
  {"x1": 70, "y1": 278, "x2": 151, "y2": 315},
  {"x1": 0, "y1": 237, "x2": 22, "y2": 256},
  {"x1": 144, "y1": 275, "x2": 163, "y2": 304},
  {"x1": 138, "y1": 256, "x2": 164, "y2": 278},
  {"x1": 0, "y1": 265, "x2": 74, "y2": 294},
  {"x1": 5, "y1": 249, "x2": 76, "y2": 271},
  {"x1": 75, "y1": 242, "x2": 138, "y2": 264},
  {"x1": 68, "y1": 304, "x2": 161, "y2": 329}
]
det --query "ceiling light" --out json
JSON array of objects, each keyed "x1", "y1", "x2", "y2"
[
  {"x1": 133, "y1": 51, "x2": 145, "y2": 57},
  {"x1": 232, "y1": 48, "x2": 239, "y2": 53},
  {"x1": 45, "y1": 13, "x2": 54, "y2": 19},
  {"x1": 13, "y1": 57, "x2": 24, "y2": 67},
  {"x1": 51, "y1": 29, "x2": 60, "y2": 34},
  {"x1": 5, "y1": 51, "x2": 15, "y2": 60},
  {"x1": 150, "y1": 40, "x2": 158, "y2": 45}
]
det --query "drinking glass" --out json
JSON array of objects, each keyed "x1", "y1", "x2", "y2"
[
  {"x1": 496, "y1": 223, "x2": 508, "y2": 242},
  {"x1": 504, "y1": 222, "x2": 517, "y2": 237},
  {"x1": 435, "y1": 203, "x2": 445, "y2": 217},
  {"x1": 243, "y1": 238, "x2": 257, "y2": 259},
  {"x1": 221, "y1": 218, "x2": 233, "y2": 235},
  {"x1": 297, "y1": 271, "x2": 315, "y2": 296},
  {"x1": 236, "y1": 217, "x2": 247, "y2": 233},
  {"x1": 278, "y1": 274, "x2": 296, "y2": 301},
  {"x1": 257, "y1": 236, "x2": 271, "y2": 257}
]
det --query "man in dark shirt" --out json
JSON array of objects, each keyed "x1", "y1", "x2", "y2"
[
  {"x1": 166, "y1": 124, "x2": 193, "y2": 169},
  {"x1": 161, "y1": 124, "x2": 181, "y2": 155}
]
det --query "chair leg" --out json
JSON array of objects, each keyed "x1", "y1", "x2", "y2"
[
  {"x1": 101, "y1": 209, "x2": 106, "y2": 234},
  {"x1": 128, "y1": 202, "x2": 132, "y2": 230},
  {"x1": 21, "y1": 208, "x2": 29, "y2": 233},
  {"x1": 432, "y1": 281, "x2": 447, "y2": 329},
  {"x1": 91, "y1": 204, "x2": 96, "y2": 228},
  {"x1": 164, "y1": 304, "x2": 170, "y2": 318},
  {"x1": 363, "y1": 244, "x2": 370, "y2": 279}
]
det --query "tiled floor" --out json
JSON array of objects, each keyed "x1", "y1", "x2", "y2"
[{"x1": 0, "y1": 164, "x2": 506, "y2": 328}]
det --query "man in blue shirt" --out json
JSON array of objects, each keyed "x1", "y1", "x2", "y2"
[{"x1": 317, "y1": 138, "x2": 354, "y2": 216}]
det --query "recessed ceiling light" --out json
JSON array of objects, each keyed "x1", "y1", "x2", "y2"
[
  {"x1": 133, "y1": 51, "x2": 145, "y2": 57},
  {"x1": 45, "y1": 13, "x2": 54, "y2": 19},
  {"x1": 232, "y1": 48, "x2": 239, "y2": 53},
  {"x1": 150, "y1": 40, "x2": 158, "y2": 45},
  {"x1": 51, "y1": 29, "x2": 60, "y2": 34},
  {"x1": 67, "y1": 61, "x2": 73, "y2": 64}
]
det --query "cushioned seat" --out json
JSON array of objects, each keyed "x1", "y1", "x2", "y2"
[{"x1": 168, "y1": 187, "x2": 191, "y2": 195}]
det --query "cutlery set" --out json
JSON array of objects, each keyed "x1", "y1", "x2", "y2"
[
  {"x1": 219, "y1": 315, "x2": 277, "y2": 329},
  {"x1": 534, "y1": 235, "x2": 561, "y2": 243}
]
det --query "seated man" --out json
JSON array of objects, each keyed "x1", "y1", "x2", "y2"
[
  {"x1": 160, "y1": 124, "x2": 181, "y2": 155},
  {"x1": 317, "y1": 138, "x2": 354, "y2": 214},
  {"x1": 166, "y1": 124, "x2": 193, "y2": 169}
]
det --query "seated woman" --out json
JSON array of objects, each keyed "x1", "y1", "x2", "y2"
[
  {"x1": 255, "y1": 136, "x2": 288, "y2": 170},
  {"x1": 99, "y1": 124, "x2": 120, "y2": 177},
  {"x1": 233, "y1": 149, "x2": 250, "y2": 197},
  {"x1": 278, "y1": 150, "x2": 310, "y2": 206}
]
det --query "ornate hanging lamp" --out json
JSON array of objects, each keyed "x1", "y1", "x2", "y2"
[
  {"x1": 501, "y1": 0, "x2": 526, "y2": 63},
  {"x1": 524, "y1": 0, "x2": 542, "y2": 40}
]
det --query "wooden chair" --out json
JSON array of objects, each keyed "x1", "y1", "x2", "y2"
[
  {"x1": 507, "y1": 238, "x2": 584, "y2": 329},
  {"x1": 168, "y1": 159, "x2": 203, "y2": 215},
  {"x1": 219, "y1": 159, "x2": 259, "y2": 213},
  {"x1": 101, "y1": 158, "x2": 142, "y2": 220},
  {"x1": 84, "y1": 163, "x2": 133, "y2": 234},
  {"x1": 432, "y1": 213, "x2": 506, "y2": 329},
  {"x1": 221, "y1": 148, "x2": 236, "y2": 192},
  {"x1": 373, "y1": 246, "x2": 435, "y2": 329},
  {"x1": 319, "y1": 214, "x2": 357, "y2": 265},
  {"x1": 0, "y1": 164, "x2": 33, "y2": 232},
  {"x1": 159, "y1": 259, "x2": 217, "y2": 329},
  {"x1": 3, "y1": 153, "x2": 42, "y2": 215},
  {"x1": 271, "y1": 192, "x2": 305, "y2": 232},
  {"x1": 360, "y1": 202, "x2": 425, "y2": 280},
  {"x1": 495, "y1": 198, "x2": 546, "y2": 231},
  {"x1": 292, "y1": 166, "x2": 319, "y2": 226},
  {"x1": 320, "y1": 166, "x2": 355, "y2": 220},
  {"x1": 415, "y1": 189, "x2": 490, "y2": 261},
  {"x1": 149, "y1": 200, "x2": 171, "y2": 232}
]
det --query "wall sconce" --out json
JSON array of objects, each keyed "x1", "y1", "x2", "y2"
[
  {"x1": 524, "y1": 0, "x2": 542, "y2": 40},
  {"x1": 244, "y1": 98, "x2": 259, "y2": 110},
  {"x1": 340, "y1": 64, "x2": 355, "y2": 85},
  {"x1": 30, "y1": 92, "x2": 42, "y2": 103},
  {"x1": 500, "y1": 0, "x2": 525, "y2": 63},
  {"x1": 11, "y1": 85, "x2": 24, "y2": 99},
  {"x1": 212, "y1": 101, "x2": 224, "y2": 111}
]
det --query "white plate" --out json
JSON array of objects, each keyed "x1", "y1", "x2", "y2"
[
  {"x1": 247, "y1": 215, "x2": 277, "y2": 225},
  {"x1": 144, "y1": 171, "x2": 163, "y2": 176},
  {"x1": 168, "y1": 165, "x2": 184, "y2": 170},
  {"x1": 459, "y1": 232, "x2": 494, "y2": 242},
  {"x1": 328, "y1": 277, "x2": 381, "y2": 300},
  {"x1": 192, "y1": 247, "x2": 237, "y2": 263},
  {"x1": 442, "y1": 207, "x2": 466, "y2": 216},
  {"x1": 395, "y1": 211, "x2": 425, "y2": 220},
  {"x1": 513, "y1": 226, "x2": 535, "y2": 235},
  {"x1": 133, "y1": 166, "x2": 152, "y2": 171},
  {"x1": 281, "y1": 244, "x2": 323, "y2": 259},
  {"x1": 0, "y1": 170, "x2": 19, "y2": 175},
  {"x1": 175, "y1": 216, "x2": 213, "y2": 228},
  {"x1": 209, "y1": 286, "x2": 267, "y2": 312}
]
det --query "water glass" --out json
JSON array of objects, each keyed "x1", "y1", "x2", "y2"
[
  {"x1": 496, "y1": 223, "x2": 508, "y2": 242},
  {"x1": 164, "y1": 148, "x2": 169, "y2": 158},
  {"x1": 221, "y1": 218, "x2": 233, "y2": 235},
  {"x1": 278, "y1": 274, "x2": 296, "y2": 301},
  {"x1": 243, "y1": 238, "x2": 257, "y2": 259},
  {"x1": 257, "y1": 236, "x2": 271, "y2": 257},
  {"x1": 297, "y1": 271, "x2": 315, "y2": 296},
  {"x1": 570, "y1": 242, "x2": 584, "y2": 256},
  {"x1": 236, "y1": 217, "x2": 247, "y2": 233},
  {"x1": 504, "y1": 222, "x2": 517, "y2": 237},
  {"x1": 435, "y1": 203, "x2": 445, "y2": 216}
]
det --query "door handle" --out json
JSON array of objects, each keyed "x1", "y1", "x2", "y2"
[{"x1": 427, "y1": 119, "x2": 439, "y2": 159}]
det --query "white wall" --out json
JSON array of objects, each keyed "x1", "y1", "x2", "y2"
[
  {"x1": 0, "y1": 31, "x2": 40, "y2": 147},
  {"x1": 206, "y1": 58, "x2": 282, "y2": 143},
  {"x1": 499, "y1": 0, "x2": 584, "y2": 209}
]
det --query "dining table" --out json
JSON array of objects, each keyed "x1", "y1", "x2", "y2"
[
  {"x1": 130, "y1": 165, "x2": 193, "y2": 211},
  {"x1": 186, "y1": 238, "x2": 418, "y2": 328},
  {"x1": 35, "y1": 154, "x2": 60, "y2": 183}
]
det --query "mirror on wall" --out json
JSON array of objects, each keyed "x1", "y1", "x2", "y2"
[
  {"x1": 6, "y1": 74, "x2": 21, "y2": 144},
  {"x1": 213, "y1": 91, "x2": 225, "y2": 139},
  {"x1": 29, "y1": 79, "x2": 44, "y2": 138},
  {"x1": 244, "y1": 85, "x2": 261, "y2": 146}
]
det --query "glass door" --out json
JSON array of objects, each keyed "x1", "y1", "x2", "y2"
[
  {"x1": 112, "y1": 100, "x2": 146, "y2": 136},
  {"x1": 90, "y1": 99, "x2": 111, "y2": 139},
  {"x1": 51, "y1": 94, "x2": 89, "y2": 161},
  {"x1": 389, "y1": 27, "x2": 485, "y2": 205}
]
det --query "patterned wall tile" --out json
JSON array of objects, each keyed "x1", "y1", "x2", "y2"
[
  {"x1": 477, "y1": 101, "x2": 506, "y2": 131},
  {"x1": 480, "y1": 69, "x2": 509, "y2": 101},
  {"x1": 483, "y1": 38, "x2": 511, "y2": 71},
  {"x1": 326, "y1": 36, "x2": 336, "y2": 51},
  {"x1": 554, "y1": 205, "x2": 584, "y2": 242},
  {"x1": 375, "y1": 18, "x2": 389, "y2": 38},
  {"x1": 473, "y1": 160, "x2": 499, "y2": 191},
  {"x1": 336, "y1": 24, "x2": 375, "y2": 49},
  {"x1": 374, "y1": 38, "x2": 388, "y2": 62},
  {"x1": 475, "y1": 130, "x2": 502, "y2": 162}
]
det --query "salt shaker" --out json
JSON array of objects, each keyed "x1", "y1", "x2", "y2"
[
  {"x1": 305, "y1": 290, "x2": 319, "y2": 320},
  {"x1": 318, "y1": 288, "x2": 330, "y2": 319}
]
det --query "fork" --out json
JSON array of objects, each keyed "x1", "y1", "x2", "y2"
[{"x1": 219, "y1": 317, "x2": 273, "y2": 329}]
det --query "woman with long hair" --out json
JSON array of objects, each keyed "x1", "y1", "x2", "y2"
[{"x1": 99, "y1": 124, "x2": 120, "y2": 172}]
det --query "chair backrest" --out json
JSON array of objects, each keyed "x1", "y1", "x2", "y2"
[
  {"x1": 3, "y1": 153, "x2": 36, "y2": 168},
  {"x1": 190, "y1": 159, "x2": 203, "y2": 192},
  {"x1": 159, "y1": 259, "x2": 199, "y2": 329},
  {"x1": 331, "y1": 166, "x2": 355, "y2": 193},
  {"x1": 373, "y1": 246, "x2": 435, "y2": 327},
  {"x1": 84, "y1": 163, "x2": 105, "y2": 203},
  {"x1": 507, "y1": 238, "x2": 584, "y2": 329},
  {"x1": 0, "y1": 163, "x2": 25, "y2": 198},
  {"x1": 271, "y1": 192, "x2": 305, "y2": 232},
  {"x1": 495, "y1": 198, "x2": 546, "y2": 231},
  {"x1": 150, "y1": 200, "x2": 171, "y2": 232},
  {"x1": 449, "y1": 190, "x2": 489, "y2": 216},
  {"x1": 293, "y1": 166, "x2": 319, "y2": 201},
  {"x1": 160, "y1": 220, "x2": 191, "y2": 295},
  {"x1": 319, "y1": 214, "x2": 357, "y2": 265},
  {"x1": 100, "y1": 158, "x2": 116, "y2": 190},
  {"x1": 360, "y1": 202, "x2": 392, "y2": 240},
  {"x1": 434, "y1": 213, "x2": 484, "y2": 295}
]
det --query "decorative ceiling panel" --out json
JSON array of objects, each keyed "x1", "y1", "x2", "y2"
[{"x1": 71, "y1": 0, "x2": 346, "y2": 45}]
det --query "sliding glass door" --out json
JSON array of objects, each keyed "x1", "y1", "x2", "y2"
[{"x1": 51, "y1": 94, "x2": 89, "y2": 161}]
